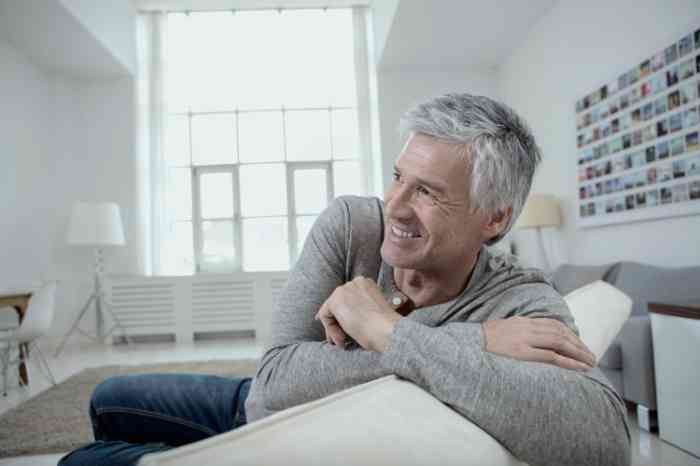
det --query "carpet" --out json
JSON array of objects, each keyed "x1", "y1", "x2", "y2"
[{"x1": 0, "y1": 359, "x2": 259, "y2": 458}]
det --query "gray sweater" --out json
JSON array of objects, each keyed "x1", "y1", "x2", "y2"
[{"x1": 245, "y1": 196, "x2": 631, "y2": 466}]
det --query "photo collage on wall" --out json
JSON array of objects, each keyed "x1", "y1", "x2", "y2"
[{"x1": 575, "y1": 26, "x2": 700, "y2": 223}]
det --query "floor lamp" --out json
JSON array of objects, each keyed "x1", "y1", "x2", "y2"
[
  {"x1": 55, "y1": 202, "x2": 133, "y2": 356},
  {"x1": 516, "y1": 194, "x2": 561, "y2": 272}
]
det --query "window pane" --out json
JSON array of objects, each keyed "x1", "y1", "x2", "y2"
[
  {"x1": 165, "y1": 13, "x2": 193, "y2": 113},
  {"x1": 325, "y1": 10, "x2": 356, "y2": 107},
  {"x1": 333, "y1": 161, "x2": 362, "y2": 197},
  {"x1": 164, "y1": 221, "x2": 194, "y2": 275},
  {"x1": 295, "y1": 215, "x2": 317, "y2": 256},
  {"x1": 240, "y1": 164, "x2": 287, "y2": 216},
  {"x1": 191, "y1": 114, "x2": 237, "y2": 165},
  {"x1": 238, "y1": 111, "x2": 285, "y2": 162},
  {"x1": 285, "y1": 110, "x2": 331, "y2": 161},
  {"x1": 331, "y1": 109, "x2": 359, "y2": 159},
  {"x1": 168, "y1": 168, "x2": 192, "y2": 220},
  {"x1": 200, "y1": 172, "x2": 234, "y2": 218},
  {"x1": 243, "y1": 217, "x2": 289, "y2": 271},
  {"x1": 201, "y1": 220, "x2": 235, "y2": 269},
  {"x1": 294, "y1": 169, "x2": 328, "y2": 214},
  {"x1": 165, "y1": 115, "x2": 190, "y2": 166}
]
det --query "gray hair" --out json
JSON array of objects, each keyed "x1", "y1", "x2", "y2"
[{"x1": 399, "y1": 93, "x2": 541, "y2": 245}]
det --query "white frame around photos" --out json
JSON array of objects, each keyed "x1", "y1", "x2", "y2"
[{"x1": 574, "y1": 22, "x2": 700, "y2": 229}]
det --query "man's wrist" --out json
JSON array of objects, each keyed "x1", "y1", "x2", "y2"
[{"x1": 372, "y1": 313, "x2": 402, "y2": 353}]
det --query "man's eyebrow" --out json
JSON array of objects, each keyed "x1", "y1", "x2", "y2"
[{"x1": 393, "y1": 165, "x2": 448, "y2": 195}]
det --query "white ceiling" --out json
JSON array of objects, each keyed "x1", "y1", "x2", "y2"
[
  {"x1": 133, "y1": 0, "x2": 370, "y2": 12},
  {"x1": 379, "y1": 0, "x2": 558, "y2": 70}
]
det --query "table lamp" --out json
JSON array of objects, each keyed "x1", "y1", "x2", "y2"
[
  {"x1": 516, "y1": 194, "x2": 561, "y2": 271},
  {"x1": 55, "y1": 202, "x2": 132, "y2": 356}
]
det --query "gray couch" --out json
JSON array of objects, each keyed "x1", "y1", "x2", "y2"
[{"x1": 552, "y1": 261, "x2": 700, "y2": 429}]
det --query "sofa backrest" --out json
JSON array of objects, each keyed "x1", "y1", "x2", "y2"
[
  {"x1": 605, "y1": 261, "x2": 700, "y2": 316},
  {"x1": 551, "y1": 263, "x2": 616, "y2": 295}
]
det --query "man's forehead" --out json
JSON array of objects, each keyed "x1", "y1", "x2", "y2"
[{"x1": 396, "y1": 135, "x2": 470, "y2": 193}]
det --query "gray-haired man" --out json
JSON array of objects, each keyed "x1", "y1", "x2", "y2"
[{"x1": 60, "y1": 93, "x2": 630, "y2": 466}]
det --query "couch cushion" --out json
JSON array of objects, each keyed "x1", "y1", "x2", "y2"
[
  {"x1": 552, "y1": 263, "x2": 614, "y2": 295},
  {"x1": 564, "y1": 281, "x2": 632, "y2": 363},
  {"x1": 598, "y1": 342, "x2": 622, "y2": 369},
  {"x1": 606, "y1": 262, "x2": 700, "y2": 316}
]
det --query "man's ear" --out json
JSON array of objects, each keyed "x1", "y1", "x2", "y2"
[{"x1": 481, "y1": 207, "x2": 513, "y2": 242}]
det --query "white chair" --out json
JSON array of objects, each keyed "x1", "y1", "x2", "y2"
[{"x1": 0, "y1": 282, "x2": 58, "y2": 396}]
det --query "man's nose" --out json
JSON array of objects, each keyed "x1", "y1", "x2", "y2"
[{"x1": 385, "y1": 183, "x2": 414, "y2": 219}]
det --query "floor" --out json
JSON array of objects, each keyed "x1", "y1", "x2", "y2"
[{"x1": 1, "y1": 338, "x2": 699, "y2": 466}]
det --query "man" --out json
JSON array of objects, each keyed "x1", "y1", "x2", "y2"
[{"x1": 60, "y1": 93, "x2": 630, "y2": 466}]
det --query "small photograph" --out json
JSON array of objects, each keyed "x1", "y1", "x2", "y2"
[
  {"x1": 609, "y1": 99, "x2": 619, "y2": 116},
  {"x1": 632, "y1": 130, "x2": 643, "y2": 147},
  {"x1": 679, "y1": 34, "x2": 693, "y2": 57},
  {"x1": 668, "y1": 90, "x2": 681, "y2": 110},
  {"x1": 587, "y1": 202, "x2": 596, "y2": 216},
  {"x1": 591, "y1": 89, "x2": 601, "y2": 106},
  {"x1": 647, "y1": 166, "x2": 658, "y2": 184},
  {"x1": 583, "y1": 95, "x2": 590, "y2": 111},
  {"x1": 690, "y1": 181, "x2": 700, "y2": 200},
  {"x1": 586, "y1": 165, "x2": 594, "y2": 179},
  {"x1": 579, "y1": 204, "x2": 587, "y2": 218},
  {"x1": 688, "y1": 154, "x2": 700, "y2": 176},
  {"x1": 650, "y1": 75, "x2": 667, "y2": 95},
  {"x1": 664, "y1": 43, "x2": 678, "y2": 65},
  {"x1": 642, "y1": 124, "x2": 656, "y2": 142},
  {"x1": 613, "y1": 177, "x2": 623, "y2": 192},
  {"x1": 684, "y1": 107, "x2": 700, "y2": 128},
  {"x1": 625, "y1": 173, "x2": 637, "y2": 190},
  {"x1": 610, "y1": 137, "x2": 623, "y2": 153},
  {"x1": 657, "y1": 118, "x2": 669, "y2": 137},
  {"x1": 635, "y1": 191, "x2": 647, "y2": 208},
  {"x1": 657, "y1": 140, "x2": 670, "y2": 159},
  {"x1": 655, "y1": 96, "x2": 668, "y2": 116},
  {"x1": 672, "y1": 184, "x2": 689, "y2": 203},
  {"x1": 659, "y1": 163, "x2": 673, "y2": 182},
  {"x1": 621, "y1": 113, "x2": 632, "y2": 131},
  {"x1": 645, "y1": 146, "x2": 657, "y2": 163},
  {"x1": 647, "y1": 189, "x2": 659, "y2": 207},
  {"x1": 608, "y1": 78, "x2": 619, "y2": 96},
  {"x1": 671, "y1": 136, "x2": 685, "y2": 156},
  {"x1": 591, "y1": 107, "x2": 600, "y2": 124},
  {"x1": 604, "y1": 160, "x2": 613, "y2": 175},
  {"x1": 631, "y1": 108, "x2": 642, "y2": 124},
  {"x1": 579, "y1": 186, "x2": 587, "y2": 200},
  {"x1": 595, "y1": 182, "x2": 603, "y2": 196},
  {"x1": 618, "y1": 72, "x2": 629, "y2": 91},
  {"x1": 640, "y1": 59, "x2": 651, "y2": 78},
  {"x1": 635, "y1": 171, "x2": 646, "y2": 187},
  {"x1": 661, "y1": 186, "x2": 673, "y2": 204},
  {"x1": 602, "y1": 121, "x2": 612, "y2": 138},
  {"x1": 623, "y1": 133, "x2": 632, "y2": 149},
  {"x1": 624, "y1": 154, "x2": 633, "y2": 170},
  {"x1": 687, "y1": 131, "x2": 700, "y2": 152},
  {"x1": 605, "y1": 198, "x2": 615, "y2": 213},
  {"x1": 696, "y1": 28, "x2": 700, "y2": 49},
  {"x1": 600, "y1": 104, "x2": 609, "y2": 120},
  {"x1": 600, "y1": 85, "x2": 608, "y2": 101},
  {"x1": 625, "y1": 194, "x2": 635, "y2": 210},
  {"x1": 633, "y1": 150, "x2": 645, "y2": 168},
  {"x1": 587, "y1": 185, "x2": 595, "y2": 198},
  {"x1": 604, "y1": 179, "x2": 613, "y2": 194},
  {"x1": 576, "y1": 100, "x2": 584, "y2": 113},
  {"x1": 593, "y1": 127, "x2": 601, "y2": 142},
  {"x1": 620, "y1": 93, "x2": 629, "y2": 111},
  {"x1": 641, "y1": 82, "x2": 652, "y2": 98},
  {"x1": 673, "y1": 159, "x2": 687, "y2": 178},
  {"x1": 614, "y1": 157, "x2": 625, "y2": 173},
  {"x1": 611, "y1": 118, "x2": 620, "y2": 134},
  {"x1": 628, "y1": 68, "x2": 640, "y2": 86},
  {"x1": 642, "y1": 102, "x2": 654, "y2": 121},
  {"x1": 615, "y1": 196, "x2": 625, "y2": 212},
  {"x1": 651, "y1": 52, "x2": 665, "y2": 72},
  {"x1": 599, "y1": 142, "x2": 610, "y2": 157},
  {"x1": 680, "y1": 82, "x2": 699, "y2": 105},
  {"x1": 679, "y1": 58, "x2": 695, "y2": 80},
  {"x1": 669, "y1": 113, "x2": 683, "y2": 133},
  {"x1": 666, "y1": 65, "x2": 679, "y2": 87}
]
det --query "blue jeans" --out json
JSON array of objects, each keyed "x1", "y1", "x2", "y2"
[{"x1": 58, "y1": 373, "x2": 252, "y2": 466}]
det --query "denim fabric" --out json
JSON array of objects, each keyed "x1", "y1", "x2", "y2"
[{"x1": 58, "y1": 373, "x2": 252, "y2": 466}]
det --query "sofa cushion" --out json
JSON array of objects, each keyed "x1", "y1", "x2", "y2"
[
  {"x1": 564, "y1": 280, "x2": 632, "y2": 363},
  {"x1": 598, "y1": 342, "x2": 622, "y2": 369},
  {"x1": 606, "y1": 262, "x2": 700, "y2": 316},
  {"x1": 552, "y1": 263, "x2": 614, "y2": 295}
]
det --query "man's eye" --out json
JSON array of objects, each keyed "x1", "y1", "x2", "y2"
[
  {"x1": 392, "y1": 172, "x2": 401, "y2": 182},
  {"x1": 416, "y1": 185, "x2": 430, "y2": 196}
]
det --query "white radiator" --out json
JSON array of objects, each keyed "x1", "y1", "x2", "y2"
[{"x1": 105, "y1": 272, "x2": 288, "y2": 344}]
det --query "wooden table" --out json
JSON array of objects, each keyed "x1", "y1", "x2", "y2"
[
  {"x1": 0, "y1": 292, "x2": 32, "y2": 386},
  {"x1": 648, "y1": 299, "x2": 700, "y2": 458}
]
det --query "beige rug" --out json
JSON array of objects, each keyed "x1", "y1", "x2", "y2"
[{"x1": 0, "y1": 359, "x2": 259, "y2": 458}]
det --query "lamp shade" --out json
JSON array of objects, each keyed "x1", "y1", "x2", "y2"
[
  {"x1": 517, "y1": 194, "x2": 561, "y2": 229},
  {"x1": 66, "y1": 202, "x2": 126, "y2": 246}
]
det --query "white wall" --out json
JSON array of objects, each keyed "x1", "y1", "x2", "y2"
[
  {"x1": 500, "y1": 0, "x2": 700, "y2": 268},
  {"x1": 0, "y1": 36, "x2": 139, "y2": 338},
  {"x1": 376, "y1": 69, "x2": 497, "y2": 190}
]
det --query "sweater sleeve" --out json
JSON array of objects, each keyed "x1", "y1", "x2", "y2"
[
  {"x1": 254, "y1": 197, "x2": 391, "y2": 412},
  {"x1": 378, "y1": 288, "x2": 631, "y2": 466}
]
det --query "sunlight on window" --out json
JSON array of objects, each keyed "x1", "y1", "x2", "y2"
[
  {"x1": 200, "y1": 172, "x2": 234, "y2": 219},
  {"x1": 294, "y1": 169, "x2": 328, "y2": 214}
]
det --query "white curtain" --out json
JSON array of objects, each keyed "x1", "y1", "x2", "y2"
[{"x1": 136, "y1": 12, "x2": 168, "y2": 275}]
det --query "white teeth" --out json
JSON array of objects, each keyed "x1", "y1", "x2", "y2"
[{"x1": 391, "y1": 224, "x2": 420, "y2": 239}]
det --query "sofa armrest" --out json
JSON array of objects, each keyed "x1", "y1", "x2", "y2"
[
  {"x1": 139, "y1": 375, "x2": 525, "y2": 466},
  {"x1": 617, "y1": 316, "x2": 657, "y2": 409}
]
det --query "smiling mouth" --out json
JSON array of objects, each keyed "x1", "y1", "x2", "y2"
[{"x1": 390, "y1": 223, "x2": 422, "y2": 239}]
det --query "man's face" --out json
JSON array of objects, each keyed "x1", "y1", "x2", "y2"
[{"x1": 380, "y1": 133, "x2": 490, "y2": 274}]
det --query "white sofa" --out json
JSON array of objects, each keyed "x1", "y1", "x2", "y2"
[{"x1": 140, "y1": 281, "x2": 632, "y2": 466}]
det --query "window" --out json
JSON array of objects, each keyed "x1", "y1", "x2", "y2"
[{"x1": 160, "y1": 9, "x2": 368, "y2": 274}]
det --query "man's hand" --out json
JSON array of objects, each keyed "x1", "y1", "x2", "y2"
[
  {"x1": 315, "y1": 277, "x2": 402, "y2": 352},
  {"x1": 482, "y1": 316, "x2": 596, "y2": 371}
]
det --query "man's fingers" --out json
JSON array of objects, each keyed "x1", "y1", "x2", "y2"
[
  {"x1": 532, "y1": 319, "x2": 596, "y2": 364},
  {"x1": 523, "y1": 348, "x2": 591, "y2": 372},
  {"x1": 530, "y1": 333, "x2": 595, "y2": 367}
]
